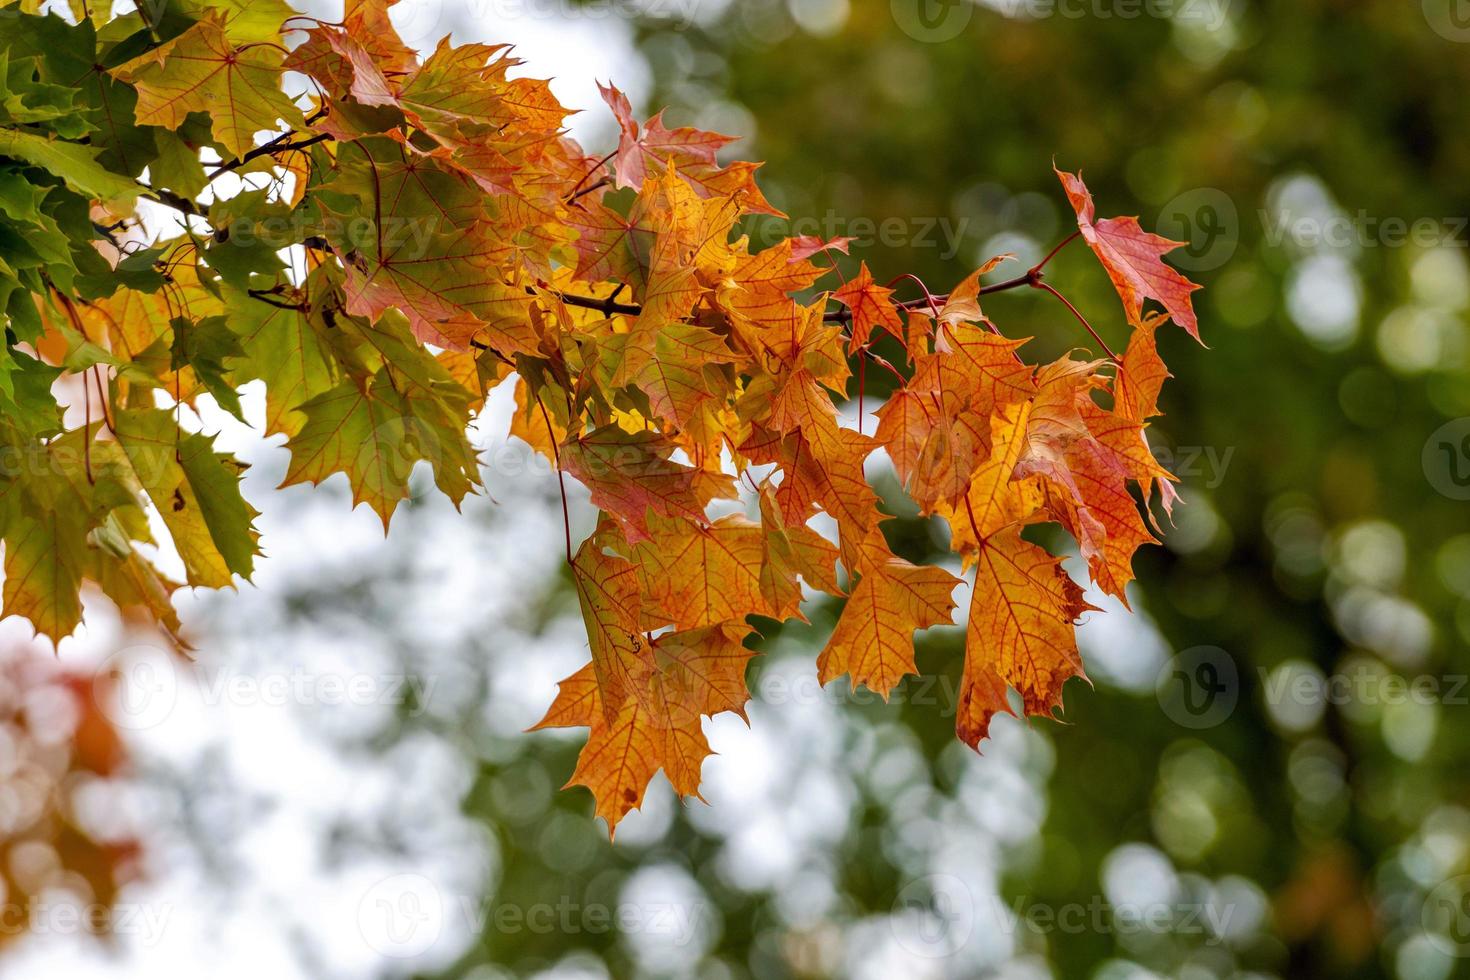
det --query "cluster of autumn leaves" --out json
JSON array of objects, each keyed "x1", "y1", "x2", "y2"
[{"x1": 0, "y1": 0, "x2": 1200, "y2": 832}]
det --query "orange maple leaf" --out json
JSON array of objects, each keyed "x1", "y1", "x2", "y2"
[
  {"x1": 533, "y1": 622, "x2": 754, "y2": 832},
  {"x1": 833, "y1": 261, "x2": 903, "y2": 352},
  {"x1": 959, "y1": 527, "x2": 1098, "y2": 748},
  {"x1": 818, "y1": 559, "x2": 960, "y2": 697}
]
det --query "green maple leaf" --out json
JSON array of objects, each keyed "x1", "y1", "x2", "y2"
[
  {"x1": 224, "y1": 281, "x2": 341, "y2": 438},
  {"x1": 169, "y1": 315, "x2": 246, "y2": 421},
  {"x1": 282, "y1": 368, "x2": 480, "y2": 528},
  {"x1": 113, "y1": 409, "x2": 259, "y2": 588},
  {"x1": 112, "y1": 11, "x2": 303, "y2": 160},
  {"x1": 0, "y1": 129, "x2": 139, "y2": 205}
]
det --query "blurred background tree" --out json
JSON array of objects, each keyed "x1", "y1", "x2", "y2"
[
  {"x1": 3, "y1": 1, "x2": 1469, "y2": 979},
  {"x1": 420, "y1": 1, "x2": 1470, "y2": 978}
]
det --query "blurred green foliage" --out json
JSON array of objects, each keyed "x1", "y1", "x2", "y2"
[{"x1": 422, "y1": 2, "x2": 1470, "y2": 977}]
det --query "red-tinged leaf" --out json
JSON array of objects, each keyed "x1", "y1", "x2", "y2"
[
  {"x1": 789, "y1": 234, "x2": 855, "y2": 262},
  {"x1": 1056, "y1": 167, "x2": 1203, "y2": 342},
  {"x1": 1048, "y1": 401, "x2": 1173, "y2": 601},
  {"x1": 598, "y1": 82, "x2": 737, "y2": 191},
  {"x1": 1012, "y1": 355, "x2": 1109, "y2": 496},
  {"x1": 918, "y1": 323, "x2": 1036, "y2": 416},
  {"x1": 341, "y1": 0, "x2": 420, "y2": 75},
  {"x1": 563, "y1": 201, "x2": 659, "y2": 297},
  {"x1": 874, "y1": 387, "x2": 989, "y2": 512},
  {"x1": 283, "y1": 26, "x2": 396, "y2": 106},
  {"x1": 560, "y1": 426, "x2": 736, "y2": 541},
  {"x1": 740, "y1": 421, "x2": 887, "y2": 574}
]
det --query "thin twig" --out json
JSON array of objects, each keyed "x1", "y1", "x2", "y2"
[{"x1": 1032, "y1": 280, "x2": 1117, "y2": 360}]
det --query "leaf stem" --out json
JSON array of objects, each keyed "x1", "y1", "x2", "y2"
[
  {"x1": 1031, "y1": 280, "x2": 1117, "y2": 360},
  {"x1": 534, "y1": 391, "x2": 574, "y2": 564}
]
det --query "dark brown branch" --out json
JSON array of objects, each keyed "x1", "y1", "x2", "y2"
[
  {"x1": 537, "y1": 285, "x2": 640, "y2": 317},
  {"x1": 206, "y1": 132, "x2": 332, "y2": 180},
  {"x1": 247, "y1": 288, "x2": 307, "y2": 311}
]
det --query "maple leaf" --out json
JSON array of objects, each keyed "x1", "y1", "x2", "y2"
[
  {"x1": 959, "y1": 526, "x2": 1098, "y2": 748},
  {"x1": 280, "y1": 369, "x2": 478, "y2": 529},
  {"x1": 937, "y1": 401, "x2": 1046, "y2": 558},
  {"x1": 340, "y1": 0, "x2": 421, "y2": 76},
  {"x1": 623, "y1": 508, "x2": 835, "y2": 629},
  {"x1": 818, "y1": 559, "x2": 960, "y2": 697},
  {"x1": 918, "y1": 321, "x2": 1035, "y2": 414},
  {"x1": 599, "y1": 82, "x2": 736, "y2": 191},
  {"x1": 222, "y1": 281, "x2": 341, "y2": 438},
  {"x1": 789, "y1": 234, "x2": 855, "y2": 262},
  {"x1": 601, "y1": 322, "x2": 734, "y2": 431},
  {"x1": 1114, "y1": 311, "x2": 1172, "y2": 423},
  {"x1": 0, "y1": 429, "x2": 182, "y2": 644},
  {"x1": 535, "y1": 614, "x2": 755, "y2": 831},
  {"x1": 624, "y1": 514, "x2": 781, "y2": 628},
  {"x1": 715, "y1": 239, "x2": 825, "y2": 334},
  {"x1": 112, "y1": 409, "x2": 259, "y2": 589},
  {"x1": 282, "y1": 26, "x2": 396, "y2": 108},
  {"x1": 833, "y1": 261, "x2": 903, "y2": 352},
  {"x1": 874, "y1": 387, "x2": 989, "y2": 512},
  {"x1": 933, "y1": 254, "x2": 1013, "y2": 331},
  {"x1": 559, "y1": 425, "x2": 736, "y2": 542},
  {"x1": 1113, "y1": 311, "x2": 1179, "y2": 520},
  {"x1": 876, "y1": 323, "x2": 1035, "y2": 513},
  {"x1": 757, "y1": 485, "x2": 841, "y2": 606},
  {"x1": 0, "y1": 1, "x2": 1213, "y2": 834},
  {"x1": 1011, "y1": 356, "x2": 1108, "y2": 496},
  {"x1": 1055, "y1": 167, "x2": 1203, "y2": 342},
  {"x1": 568, "y1": 534, "x2": 653, "y2": 722},
  {"x1": 1055, "y1": 401, "x2": 1173, "y2": 602},
  {"x1": 112, "y1": 12, "x2": 304, "y2": 159}
]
